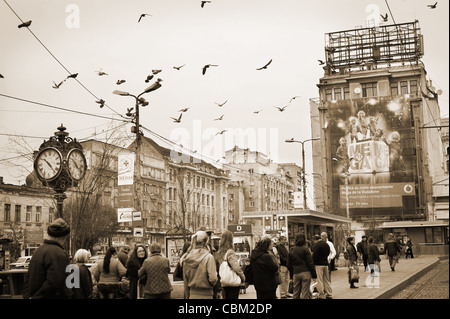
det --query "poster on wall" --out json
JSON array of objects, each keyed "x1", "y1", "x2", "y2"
[{"x1": 327, "y1": 95, "x2": 416, "y2": 214}]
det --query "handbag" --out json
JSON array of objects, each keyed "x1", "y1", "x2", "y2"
[
  {"x1": 219, "y1": 250, "x2": 241, "y2": 287},
  {"x1": 173, "y1": 262, "x2": 183, "y2": 281},
  {"x1": 350, "y1": 266, "x2": 359, "y2": 283},
  {"x1": 288, "y1": 280, "x2": 294, "y2": 294}
]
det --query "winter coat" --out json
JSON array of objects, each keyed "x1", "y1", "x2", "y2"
[
  {"x1": 346, "y1": 243, "x2": 358, "y2": 265},
  {"x1": 384, "y1": 240, "x2": 401, "y2": 257},
  {"x1": 215, "y1": 248, "x2": 245, "y2": 284},
  {"x1": 368, "y1": 243, "x2": 381, "y2": 264},
  {"x1": 72, "y1": 263, "x2": 93, "y2": 299},
  {"x1": 138, "y1": 253, "x2": 173, "y2": 295},
  {"x1": 312, "y1": 240, "x2": 330, "y2": 266},
  {"x1": 276, "y1": 244, "x2": 289, "y2": 267},
  {"x1": 356, "y1": 240, "x2": 369, "y2": 256},
  {"x1": 126, "y1": 256, "x2": 146, "y2": 299},
  {"x1": 287, "y1": 245, "x2": 317, "y2": 279},
  {"x1": 183, "y1": 246, "x2": 218, "y2": 298},
  {"x1": 250, "y1": 247, "x2": 279, "y2": 292},
  {"x1": 23, "y1": 239, "x2": 72, "y2": 299},
  {"x1": 93, "y1": 257, "x2": 127, "y2": 285}
]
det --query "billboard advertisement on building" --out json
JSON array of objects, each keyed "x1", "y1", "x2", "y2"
[{"x1": 327, "y1": 95, "x2": 416, "y2": 216}]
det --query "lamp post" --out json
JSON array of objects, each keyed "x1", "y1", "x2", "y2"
[
  {"x1": 113, "y1": 79, "x2": 162, "y2": 233},
  {"x1": 285, "y1": 137, "x2": 320, "y2": 209}
]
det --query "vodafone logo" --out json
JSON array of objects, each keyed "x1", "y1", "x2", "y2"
[{"x1": 404, "y1": 184, "x2": 414, "y2": 193}]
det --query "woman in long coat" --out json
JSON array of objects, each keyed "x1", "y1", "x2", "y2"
[
  {"x1": 250, "y1": 237, "x2": 279, "y2": 299},
  {"x1": 126, "y1": 244, "x2": 148, "y2": 299},
  {"x1": 346, "y1": 237, "x2": 358, "y2": 288}
]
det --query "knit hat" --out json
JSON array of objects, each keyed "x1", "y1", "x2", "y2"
[{"x1": 47, "y1": 218, "x2": 70, "y2": 237}]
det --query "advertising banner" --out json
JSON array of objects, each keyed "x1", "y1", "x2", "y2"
[
  {"x1": 118, "y1": 153, "x2": 135, "y2": 186},
  {"x1": 327, "y1": 95, "x2": 416, "y2": 214}
]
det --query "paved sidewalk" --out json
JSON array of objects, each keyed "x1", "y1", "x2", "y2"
[{"x1": 239, "y1": 255, "x2": 443, "y2": 300}]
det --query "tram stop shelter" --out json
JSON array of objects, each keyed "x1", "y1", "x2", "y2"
[{"x1": 241, "y1": 209, "x2": 352, "y2": 246}]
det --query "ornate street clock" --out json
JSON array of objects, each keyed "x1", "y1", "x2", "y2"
[
  {"x1": 67, "y1": 148, "x2": 87, "y2": 181},
  {"x1": 34, "y1": 147, "x2": 63, "y2": 181}
]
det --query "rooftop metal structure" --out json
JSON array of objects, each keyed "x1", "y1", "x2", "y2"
[{"x1": 324, "y1": 20, "x2": 423, "y2": 72}]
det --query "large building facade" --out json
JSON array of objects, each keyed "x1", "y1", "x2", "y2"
[{"x1": 311, "y1": 21, "x2": 448, "y2": 249}]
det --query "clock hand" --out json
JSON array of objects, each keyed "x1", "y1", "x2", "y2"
[
  {"x1": 43, "y1": 158, "x2": 57, "y2": 173},
  {"x1": 70, "y1": 158, "x2": 80, "y2": 170}
]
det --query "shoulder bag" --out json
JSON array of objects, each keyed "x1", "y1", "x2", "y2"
[{"x1": 219, "y1": 249, "x2": 242, "y2": 287}]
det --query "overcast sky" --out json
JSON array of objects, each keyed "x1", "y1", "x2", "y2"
[{"x1": 1, "y1": 0, "x2": 448, "y2": 187}]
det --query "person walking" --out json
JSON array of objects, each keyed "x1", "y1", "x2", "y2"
[
  {"x1": 287, "y1": 234, "x2": 317, "y2": 299},
  {"x1": 182, "y1": 231, "x2": 218, "y2": 299},
  {"x1": 346, "y1": 237, "x2": 359, "y2": 289},
  {"x1": 312, "y1": 234, "x2": 332, "y2": 299},
  {"x1": 250, "y1": 236, "x2": 280, "y2": 299},
  {"x1": 138, "y1": 242, "x2": 173, "y2": 299},
  {"x1": 214, "y1": 230, "x2": 245, "y2": 299},
  {"x1": 276, "y1": 236, "x2": 291, "y2": 299},
  {"x1": 405, "y1": 239, "x2": 414, "y2": 259},
  {"x1": 356, "y1": 235, "x2": 369, "y2": 271},
  {"x1": 384, "y1": 233, "x2": 401, "y2": 271},
  {"x1": 23, "y1": 218, "x2": 72, "y2": 299},
  {"x1": 321, "y1": 232, "x2": 336, "y2": 279},
  {"x1": 126, "y1": 244, "x2": 148, "y2": 299},
  {"x1": 72, "y1": 249, "x2": 93, "y2": 299},
  {"x1": 117, "y1": 245, "x2": 130, "y2": 267},
  {"x1": 92, "y1": 246, "x2": 127, "y2": 299},
  {"x1": 367, "y1": 236, "x2": 381, "y2": 275}
]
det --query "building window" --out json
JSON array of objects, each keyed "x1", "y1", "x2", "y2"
[
  {"x1": 202, "y1": 177, "x2": 205, "y2": 188},
  {"x1": 391, "y1": 82, "x2": 398, "y2": 96},
  {"x1": 400, "y1": 81, "x2": 408, "y2": 94},
  {"x1": 362, "y1": 82, "x2": 377, "y2": 97},
  {"x1": 26, "y1": 206, "x2": 32, "y2": 222},
  {"x1": 334, "y1": 88, "x2": 342, "y2": 100},
  {"x1": 15, "y1": 205, "x2": 21, "y2": 222},
  {"x1": 36, "y1": 206, "x2": 42, "y2": 223},
  {"x1": 49, "y1": 207, "x2": 55, "y2": 223},
  {"x1": 4, "y1": 204, "x2": 11, "y2": 221},
  {"x1": 249, "y1": 201, "x2": 255, "y2": 208},
  {"x1": 325, "y1": 89, "x2": 333, "y2": 101},
  {"x1": 343, "y1": 87, "x2": 350, "y2": 99},
  {"x1": 410, "y1": 80, "x2": 418, "y2": 96}
]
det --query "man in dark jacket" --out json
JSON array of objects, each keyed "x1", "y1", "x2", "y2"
[
  {"x1": 312, "y1": 234, "x2": 331, "y2": 299},
  {"x1": 23, "y1": 218, "x2": 72, "y2": 299},
  {"x1": 276, "y1": 236, "x2": 291, "y2": 298},
  {"x1": 384, "y1": 233, "x2": 401, "y2": 271},
  {"x1": 356, "y1": 235, "x2": 369, "y2": 271},
  {"x1": 250, "y1": 237, "x2": 279, "y2": 299},
  {"x1": 287, "y1": 234, "x2": 317, "y2": 299}
]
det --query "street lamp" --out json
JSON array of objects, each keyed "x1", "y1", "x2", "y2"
[
  {"x1": 285, "y1": 137, "x2": 320, "y2": 209},
  {"x1": 113, "y1": 79, "x2": 162, "y2": 230}
]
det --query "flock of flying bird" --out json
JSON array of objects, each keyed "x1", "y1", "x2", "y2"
[{"x1": 1, "y1": 1, "x2": 441, "y2": 127}]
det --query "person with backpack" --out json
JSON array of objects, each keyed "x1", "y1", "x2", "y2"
[
  {"x1": 384, "y1": 233, "x2": 401, "y2": 271},
  {"x1": 276, "y1": 236, "x2": 292, "y2": 299}
]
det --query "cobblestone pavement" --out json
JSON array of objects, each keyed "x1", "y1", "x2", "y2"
[{"x1": 391, "y1": 258, "x2": 449, "y2": 299}]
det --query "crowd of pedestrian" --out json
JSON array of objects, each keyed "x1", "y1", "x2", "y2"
[{"x1": 22, "y1": 217, "x2": 414, "y2": 300}]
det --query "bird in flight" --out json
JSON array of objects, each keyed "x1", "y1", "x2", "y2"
[
  {"x1": 138, "y1": 14, "x2": 151, "y2": 22},
  {"x1": 173, "y1": 64, "x2": 185, "y2": 70},
  {"x1": 66, "y1": 73, "x2": 78, "y2": 80},
  {"x1": 96, "y1": 68, "x2": 108, "y2": 76},
  {"x1": 318, "y1": 60, "x2": 325, "y2": 65},
  {"x1": 116, "y1": 80, "x2": 126, "y2": 85},
  {"x1": 380, "y1": 13, "x2": 388, "y2": 22},
  {"x1": 201, "y1": 1, "x2": 211, "y2": 8},
  {"x1": 178, "y1": 107, "x2": 190, "y2": 112},
  {"x1": 253, "y1": 109, "x2": 262, "y2": 114},
  {"x1": 256, "y1": 59, "x2": 272, "y2": 70},
  {"x1": 202, "y1": 64, "x2": 218, "y2": 75},
  {"x1": 214, "y1": 114, "x2": 224, "y2": 121},
  {"x1": 152, "y1": 69, "x2": 162, "y2": 75},
  {"x1": 96, "y1": 99, "x2": 105, "y2": 108},
  {"x1": 18, "y1": 20, "x2": 32, "y2": 28},
  {"x1": 171, "y1": 113, "x2": 183, "y2": 123},
  {"x1": 289, "y1": 96, "x2": 301, "y2": 103},
  {"x1": 126, "y1": 108, "x2": 134, "y2": 117},
  {"x1": 215, "y1": 100, "x2": 227, "y2": 107},
  {"x1": 0, "y1": 74, "x2": 4, "y2": 78},
  {"x1": 274, "y1": 105, "x2": 289, "y2": 112},
  {"x1": 427, "y1": 2, "x2": 437, "y2": 9},
  {"x1": 145, "y1": 75, "x2": 154, "y2": 83},
  {"x1": 216, "y1": 130, "x2": 227, "y2": 136},
  {"x1": 52, "y1": 81, "x2": 64, "y2": 89}
]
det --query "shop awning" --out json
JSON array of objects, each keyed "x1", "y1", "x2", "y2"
[
  {"x1": 241, "y1": 209, "x2": 352, "y2": 224},
  {"x1": 380, "y1": 220, "x2": 449, "y2": 228}
]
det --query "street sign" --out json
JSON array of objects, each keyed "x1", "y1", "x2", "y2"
[
  {"x1": 134, "y1": 227, "x2": 144, "y2": 237},
  {"x1": 228, "y1": 224, "x2": 252, "y2": 236},
  {"x1": 118, "y1": 185, "x2": 134, "y2": 208},
  {"x1": 117, "y1": 209, "x2": 141, "y2": 222},
  {"x1": 118, "y1": 153, "x2": 135, "y2": 186},
  {"x1": 293, "y1": 191, "x2": 303, "y2": 208}
]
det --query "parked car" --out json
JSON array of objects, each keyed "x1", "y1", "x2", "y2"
[{"x1": 9, "y1": 256, "x2": 32, "y2": 269}]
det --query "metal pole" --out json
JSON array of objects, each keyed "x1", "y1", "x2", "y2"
[{"x1": 301, "y1": 142, "x2": 308, "y2": 210}]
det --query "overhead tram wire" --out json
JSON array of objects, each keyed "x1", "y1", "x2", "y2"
[
  {"x1": 0, "y1": 94, "x2": 129, "y2": 123},
  {"x1": 2, "y1": 0, "x2": 126, "y2": 120}
]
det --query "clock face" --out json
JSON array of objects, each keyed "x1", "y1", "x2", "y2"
[
  {"x1": 35, "y1": 148, "x2": 62, "y2": 180},
  {"x1": 67, "y1": 149, "x2": 86, "y2": 181}
]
